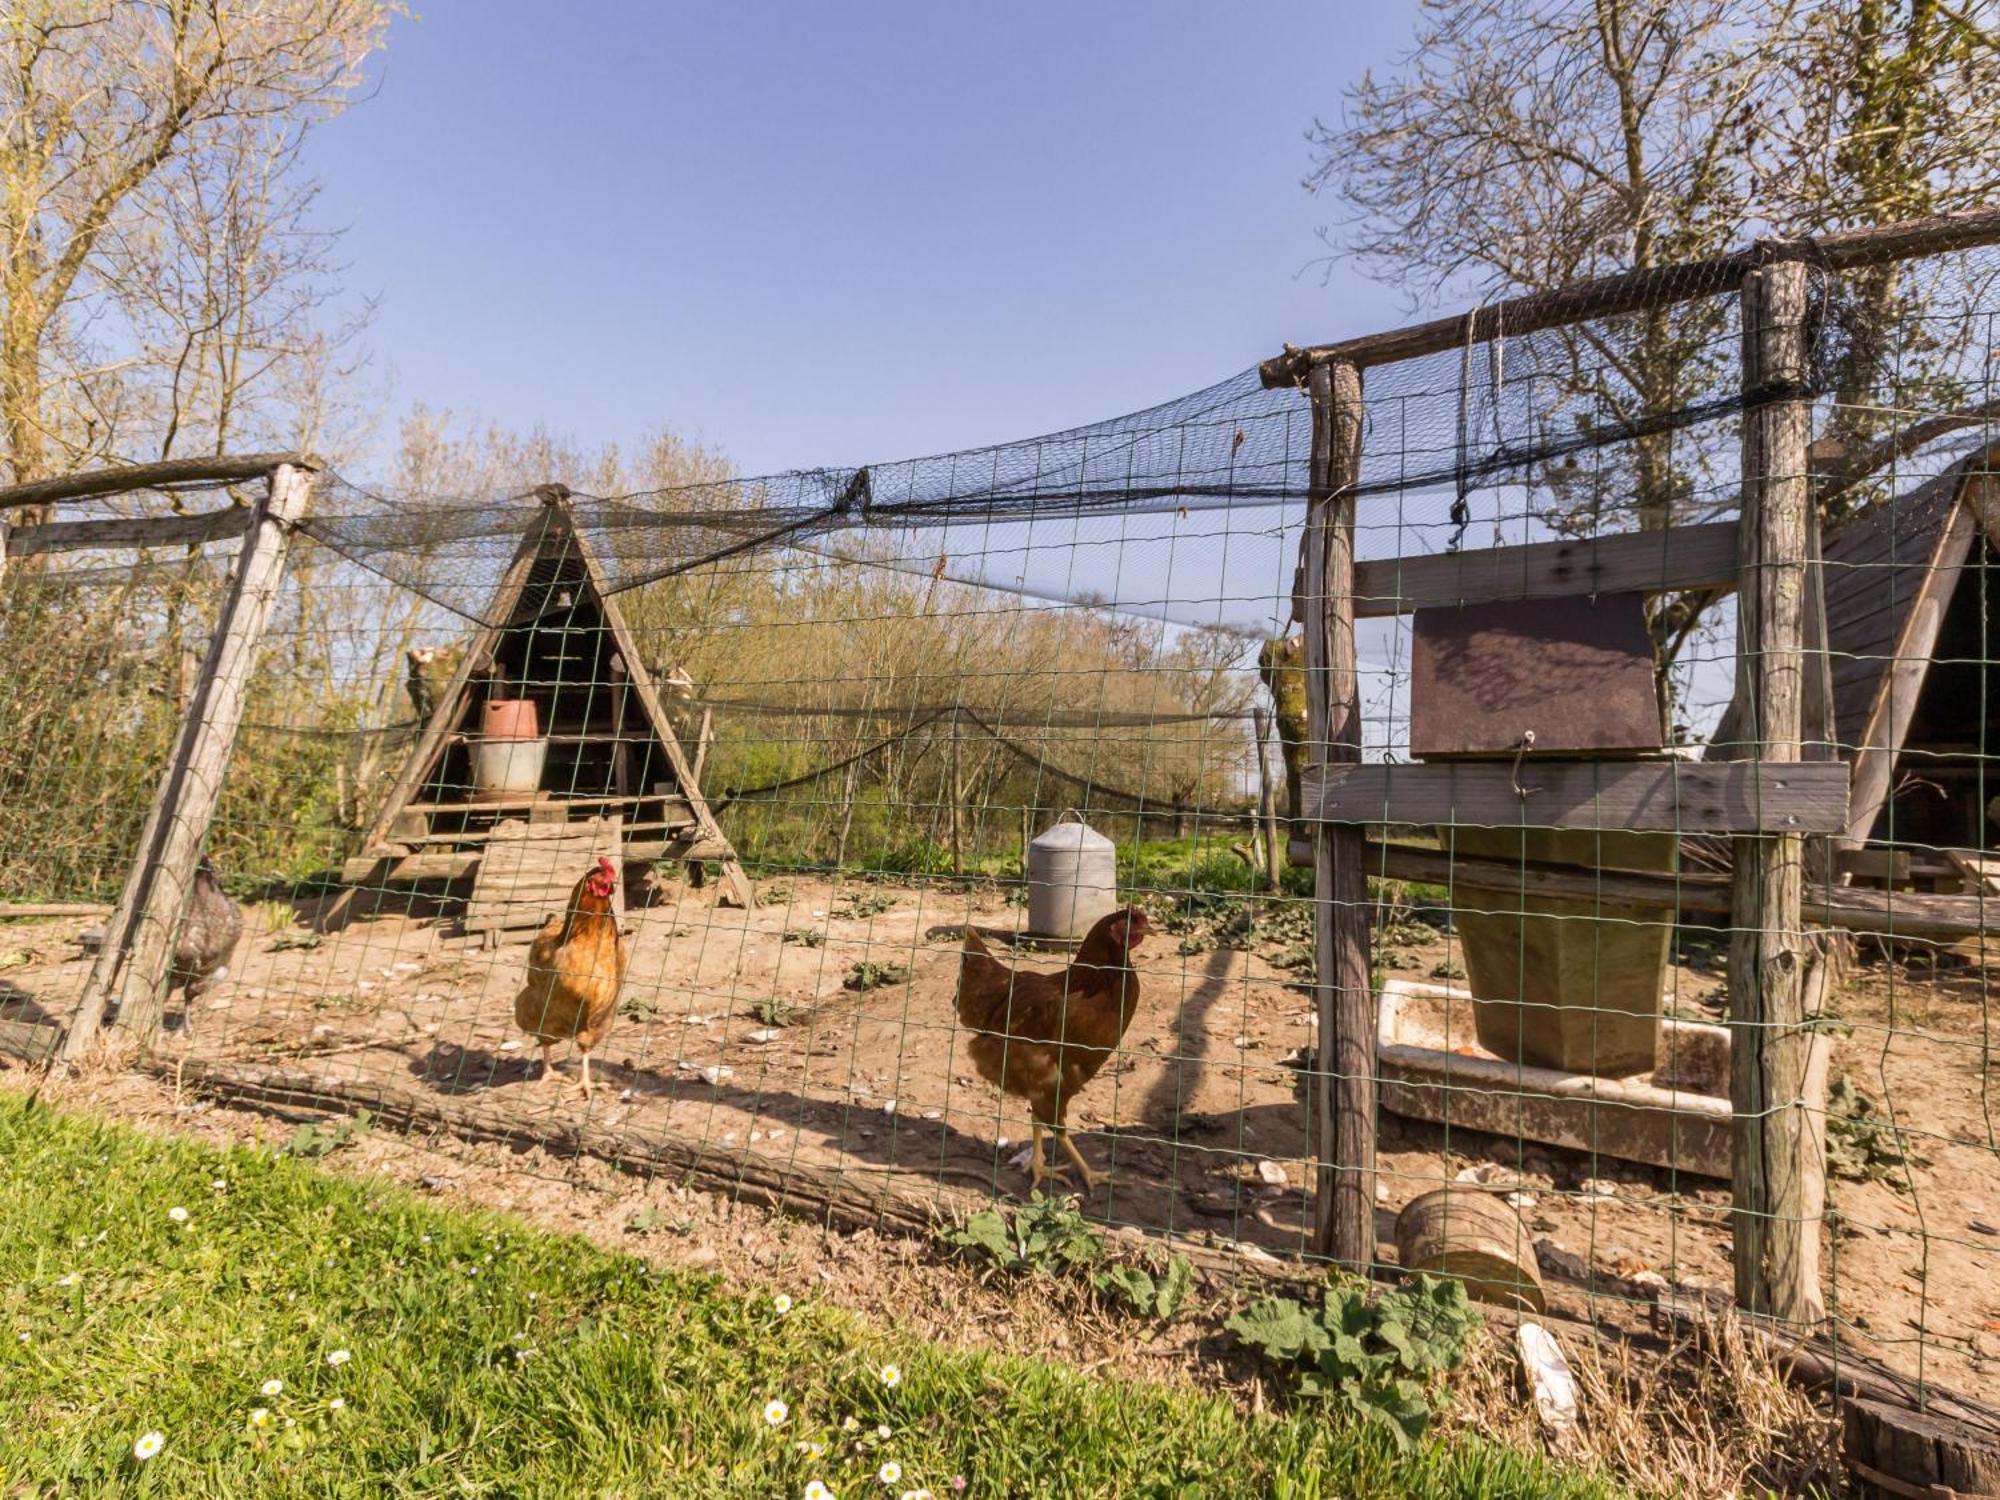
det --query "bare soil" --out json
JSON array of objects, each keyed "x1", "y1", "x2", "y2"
[{"x1": 3, "y1": 871, "x2": 1995, "y2": 1399}]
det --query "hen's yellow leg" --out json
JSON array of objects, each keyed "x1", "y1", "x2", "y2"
[{"x1": 1055, "y1": 1127, "x2": 1103, "y2": 1193}]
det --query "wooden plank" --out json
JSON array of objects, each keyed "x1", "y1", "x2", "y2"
[
  {"x1": 0, "y1": 1017, "x2": 63, "y2": 1062},
  {"x1": 1730, "y1": 260, "x2": 1821, "y2": 1326},
  {"x1": 1287, "y1": 834, "x2": 1995, "y2": 941},
  {"x1": 0, "y1": 452, "x2": 307, "y2": 512},
  {"x1": 1303, "y1": 359, "x2": 1374, "y2": 1269},
  {"x1": 401, "y1": 792, "x2": 662, "y2": 816},
  {"x1": 624, "y1": 835, "x2": 733, "y2": 862},
  {"x1": 1355, "y1": 522, "x2": 1738, "y2": 617},
  {"x1": 0, "y1": 902, "x2": 112, "y2": 919},
  {"x1": 7, "y1": 506, "x2": 251, "y2": 556},
  {"x1": 1303, "y1": 759, "x2": 1847, "y2": 834},
  {"x1": 1946, "y1": 849, "x2": 2000, "y2": 897},
  {"x1": 1843, "y1": 498, "x2": 1980, "y2": 847},
  {"x1": 1261, "y1": 205, "x2": 2000, "y2": 385},
  {"x1": 63, "y1": 462, "x2": 312, "y2": 1059},
  {"x1": 1837, "y1": 847, "x2": 1912, "y2": 885},
  {"x1": 338, "y1": 851, "x2": 480, "y2": 885},
  {"x1": 463, "y1": 816, "x2": 623, "y2": 936}
]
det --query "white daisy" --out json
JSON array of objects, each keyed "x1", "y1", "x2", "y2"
[
  {"x1": 56, "y1": 1272, "x2": 78, "y2": 1287},
  {"x1": 879, "y1": 1461, "x2": 902, "y2": 1485},
  {"x1": 249, "y1": 1408, "x2": 272, "y2": 1429},
  {"x1": 261, "y1": 1379, "x2": 283, "y2": 1397},
  {"x1": 167, "y1": 1207, "x2": 189, "y2": 1224},
  {"x1": 843, "y1": 1415, "x2": 861, "y2": 1433},
  {"x1": 132, "y1": 1432, "x2": 164, "y2": 1461},
  {"x1": 805, "y1": 1483, "x2": 835, "y2": 1500},
  {"x1": 211, "y1": 1179, "x2": 227, "y2": 1191},
  {"x1": 772, "y1": 1293, "x2": 793, "y2": 1315},
  {"x1": 326, "y1": 1349, "x2": 351, "y2": 1367},
  {"x1": 876, "y1": 1423, "x2": 892, "y2": 1439},
  {"x1": 877, "y1": 1363, "x2": 902, "y2": 1388},
  {"x1": 328, "y1": 1397, "x2": 346, "y2": 1412},
  {"x1": 764, "y1": 1399, "x2": 789, "y2": 1427}
]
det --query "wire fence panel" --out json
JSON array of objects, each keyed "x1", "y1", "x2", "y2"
[{"x1": 3, "y1": 230, "x2": 1998, "y2": 1414}]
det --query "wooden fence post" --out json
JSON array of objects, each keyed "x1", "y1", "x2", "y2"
[
  {"x1": 1730, "y1": 260, "x2": 1824, "y2": 1324},
  {"x1": 1304, "y1": 360, "x2": 1374, "y2": 1267},
  {"x1": 61, "y1": 461, "x2": 315, "y2": 1060}
]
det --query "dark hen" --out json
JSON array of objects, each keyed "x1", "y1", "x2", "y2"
[{"x1": 170, "y1": 860, "x2": 242, "y2": 1029}]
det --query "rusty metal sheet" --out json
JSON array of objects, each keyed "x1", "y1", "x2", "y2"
[{"x1": 1409, "y1": 591, "x2": 1663, "y2": 757}]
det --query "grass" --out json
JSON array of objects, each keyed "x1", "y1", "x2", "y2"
[{"x1": 0, "y1": 1095, "x2": 1634, "y2": 1499}]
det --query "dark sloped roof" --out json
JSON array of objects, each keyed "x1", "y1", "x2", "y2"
[{"x1": 1821, "y1": 452, "x2": 1985, "y2": 753}]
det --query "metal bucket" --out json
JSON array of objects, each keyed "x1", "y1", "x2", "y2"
[
  {"x1": 473, "y1": 737, "x2": 547, "y2": 797},
  {"x1": 1025, "y1": 811, "x2": 1117, "y2": 940}
]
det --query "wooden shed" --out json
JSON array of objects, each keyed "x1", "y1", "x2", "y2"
[
  {"x1": 1823, "y1": 440, "x2": 2000, "y2": 887},
  {"x1": 332, "y1": 488, "x2": 752, "y2": 927}
]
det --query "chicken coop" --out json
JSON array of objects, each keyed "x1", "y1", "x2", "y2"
[{"x1": 6, "y1": 209, "x2": 2000, "y2": 1492}]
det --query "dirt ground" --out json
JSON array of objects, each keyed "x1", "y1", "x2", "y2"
[{"x1": 2, "y1": 870, "x2": 1995, "y2": 1399}]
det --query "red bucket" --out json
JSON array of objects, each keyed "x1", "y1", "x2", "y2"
[{"x1": 481, "y1": 699, "x2": 539, "y2": 742}]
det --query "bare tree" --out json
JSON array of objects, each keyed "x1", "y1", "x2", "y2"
[
  {"x1": 1311, "y1": 0, "x2": 2000, "y2": 707},
  {"x1": 0, "y1": 0, "x2": 395, "y2": 520}
]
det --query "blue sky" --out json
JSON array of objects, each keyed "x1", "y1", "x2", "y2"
[{"x1": 306, "y1": 2, "x2": 1422, "y2": 478}]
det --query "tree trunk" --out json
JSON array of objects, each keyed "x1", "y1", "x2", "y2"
[{"x1": 1258, "y1": 633, "x2": 1309, "y2": 826}]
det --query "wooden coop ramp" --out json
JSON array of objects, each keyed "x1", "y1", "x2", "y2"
[
  {"x1": 464, "y1": 815, "x2": 626, "y2": 943},
  {"x1": 332, "y1": 487, "x2": 752, "y2": 929}
]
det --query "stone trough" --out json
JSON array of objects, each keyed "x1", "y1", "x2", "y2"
[{"x1": 1377, "y1": 979, "x2": 1733, "y2": 1178}]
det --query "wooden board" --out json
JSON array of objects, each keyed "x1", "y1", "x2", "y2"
[
  {"x1": 1409, "y1": 592, "x2": 1663, "y2": 756},
  {"x1": 1844, "y1": 1396, "x2": 2000, "y2": 1497},
  {"x1": 1304, "y1": 759, "x2": 1848, "y2": 834},
  {"x1": 8, "y1": 507, "x2": 251, "y2": 556},
  {"x1": 1946, "y1": 848, "x2": 2000, "y2": 897},
  {"x1": 1356, "y1": 523, "x2": 1738, "y2": 618},
  {"x1": 462, "y1": 815, "x2": 624, "y2": 936},
  {"x1": 0, "y1": 1016, "x2": 63, "y2": 1063}
]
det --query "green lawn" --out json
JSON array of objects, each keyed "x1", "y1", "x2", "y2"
[{"x1": 0, "y1": 1096, "x2": 1627, "y2": 1498}]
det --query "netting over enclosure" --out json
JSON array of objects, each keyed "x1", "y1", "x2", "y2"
[{"x1": 4, "y1": 215, "x2": 1999, "y2": 1430}]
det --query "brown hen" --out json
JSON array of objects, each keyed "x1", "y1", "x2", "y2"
[
  {"x1": 513, "y1": 856, "x2": 628, "y2": 1096},
  {"x1": 954, "y1": 906, "x2": 1151, "y2": 1193}
]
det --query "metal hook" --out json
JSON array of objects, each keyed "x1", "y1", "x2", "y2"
[{"x1": 1510, "y1": 729, "x2": 1539, "y2": 799}]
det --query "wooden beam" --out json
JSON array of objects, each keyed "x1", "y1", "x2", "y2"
[
  {"x1": 61, "y1": 463, "x2": 313, "y2": 1060},
  {"x1": 1303, "y1": 360, "x2": 1374, "y2": 1269},
  {"x1": 1286, "y1": 835, "x2": 1995, "y2": 941},
  {"x1": 0, "y1": 901, "x2": 112, "y2": 919},
  {"x1": 0, "y1": 452, "x2": 309, "y2": 512},
  {"x1": 1843, "y1": 492, "x2": 1982, "y2": 848},
  {"x1": 7, "y1": 506, "x2": 251, "y2": 556},
  {"x1": 1303, "y1": 759, "x2": 1847, "y2": 835},
  {"x1": 1262, "y1": 206, "x2": 2000, "y2": 385},
  {"x1": 1353, "y1": 522, "x2": 1738, "y2": 618},
  {"x1": 1730, "y1": 260, "x2": 1822, "y2": 1326}
]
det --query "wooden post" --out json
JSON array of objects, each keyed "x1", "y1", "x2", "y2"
[
  {"x1": 1254, "y1": 706, "x2": 1283, "y2": 893},
  {"x1": 1304, "y1": 360, "x2": 1374, "y2": 1267},
  {"x1": 1729, "y1": 260, "x2": 1824, "y2": 1324},
  {"x1": 61, "y1": 462, "x2": 314, "y2": 1060}
]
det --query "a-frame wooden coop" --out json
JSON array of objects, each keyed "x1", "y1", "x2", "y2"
[{"x1": 335, "y1": 487, "x2": 752, "y2": 932}]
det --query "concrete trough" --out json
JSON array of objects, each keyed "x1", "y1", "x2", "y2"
[{"x1": 1377, "y1": 979, "x2": 1732, "y2": 1178}]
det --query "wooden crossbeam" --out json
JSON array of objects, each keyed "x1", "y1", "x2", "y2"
[
  {"x1": 0, "y1": 452, "x2": 307, "y2": 511},
  {"x1": 1262, "y1": 206, "x2": 2000, "y2": 385},
  {"x1": 1303, "y1": 759, "x2": 1848, "y2": 835},
  {"x1": 7, "y1": 507, "x2": 252, "y2": 555},
  {"x1": 1283, "y1": 835, "x2": 1994, "y2": 942},
  {"x1": 1353, "y1": 522, "x2": 1738, "y2": 617}
]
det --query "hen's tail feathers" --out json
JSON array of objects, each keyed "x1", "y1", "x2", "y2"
[{"x1": 954, "y1": 926, "x2": 1011, "y2": 1025}]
